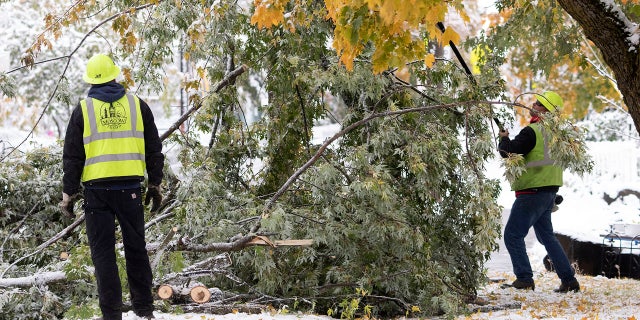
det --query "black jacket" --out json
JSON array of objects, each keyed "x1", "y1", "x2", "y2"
[
  {"x1": 62, "y1": 82, "x2": 164, "y2": 195},
  {"x1": 498, "y1": 126, "x2": 536, "y2": 158}
]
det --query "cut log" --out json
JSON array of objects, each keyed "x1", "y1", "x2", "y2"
[
  {"x1": 190, "y1": 285, "x2": 211, "y2": 303},
  {"x1": 156, "y1": 283, "x2": 212, "y2": 304},
  {"x1": 157, "y1": 284, "x2": 176, "y2": 300}
]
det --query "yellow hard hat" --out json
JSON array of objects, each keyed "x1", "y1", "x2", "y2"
[
  {"x1": 83, "y1": 54, "x2": 120, "y2": 84},
  {"x1": 536, "y1": 91, "x2": 563, "y2": 112}
]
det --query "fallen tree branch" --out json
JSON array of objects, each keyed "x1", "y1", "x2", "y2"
[
  {"x1": 145, "y1": 200, "x2": 178, "y2": 230},
  {"x1": 159, "y1": 253, "x2": 233, "y2": 285},
  {"x1": 0, "y1": 271, "x2": 67, "y2": 288},
  {"x1": 183, "y1": 253, "x2": 232, "y2": 272},
  {"x1": 253, "y1": 100, "x2": 525, "y2": 233},
  {"x1": 177, "y1": 234, "x2": 255, "y2": 252},
  {"x1": 0, "y1": 202, "x2": 41, "y2": 261},
  {"x1": 150, "y1": 226, "x2": 178, "y2": 269},
  {"x1": 1, "y1": 213, "x2": 85, "y2": 278},
  {"x1": 176, "y1": 235, "x2": 313, "y2": 253},
  {"x1": 0, "y1": 263, "x2": 94, "y2": 289}
]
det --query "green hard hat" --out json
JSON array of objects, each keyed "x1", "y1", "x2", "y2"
[
  {"x1": 536, "y1": 91, "x2": 563, "y2": 112},
  {"x1": 83, "y1": 54, "x2": 120, "y2": 84}
]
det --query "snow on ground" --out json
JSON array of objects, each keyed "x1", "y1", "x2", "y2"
[{"x1": 462, "y1": 271, "x2": 640, "y2": 320}]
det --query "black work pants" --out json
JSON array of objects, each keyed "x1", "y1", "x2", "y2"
[{"x1": 84, "y1": 187, "x2": 154, "y2": 320}]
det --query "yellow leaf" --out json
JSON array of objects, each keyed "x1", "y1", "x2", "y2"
[
  {"x1": 197, "y1": 67, "x2": 206, "y2": 79},
  {"x1": 379, "y1": 0, "x2": 397, "y2": 24},
  {"x1": 395, "y1": 66, "x2": 410, "y2": 82},
  {"x1": 121, "y1": 67, "x2": 134, "y2": 90},
  {"x1": 442, "y1": 26, "x2": 460, "y2": 46},
  {"x1": 250, "y1": 0, "x2": 285, "y2": 29},
  {"x1": 424, "y1": 53, "x2": 435, "y2": 68}
]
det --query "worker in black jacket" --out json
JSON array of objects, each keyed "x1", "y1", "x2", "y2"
[
  {"x1": 59, "y1": 53, "x2": 164, "y2": 320},
  {"x1": 498, "y1": 91, "x2": 579, "y2": 293}
]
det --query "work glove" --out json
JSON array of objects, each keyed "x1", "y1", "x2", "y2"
[
  {"x1": 59, "y1": 192, "x2": 80, "y2": 217},
  {"x1": 552, "y1": 194, "x2": 564, "y2": 212},
  {"x1": 145, "y1": 184, "x2": 162, "y2": 213}
]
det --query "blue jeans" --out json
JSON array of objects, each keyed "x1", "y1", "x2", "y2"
[{"x1": 504, "y1": 191, "x2": 575, "y2": 283}]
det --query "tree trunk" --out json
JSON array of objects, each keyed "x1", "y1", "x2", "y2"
[{"x1": 558, "y1": 0, "x2": 640, "y2": 134}]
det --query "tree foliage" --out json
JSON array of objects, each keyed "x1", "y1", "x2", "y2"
[{"x1": 473, "y1": 0, "x2": 640, "y2": 128}]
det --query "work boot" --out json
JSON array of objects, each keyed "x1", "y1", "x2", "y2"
[
  {"x1": 501, "y1": 279, "x2": 535, "y2": 290},
  {"x1": 554, "y1": 279, "x2": 580, "y2": 293}
]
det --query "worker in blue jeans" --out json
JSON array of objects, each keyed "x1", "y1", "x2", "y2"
[{"x1": 498, "y1": 91, "x2": 580, "y2": 293}]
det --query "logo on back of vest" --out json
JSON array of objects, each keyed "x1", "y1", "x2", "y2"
[{"x1": 99, "y1": 101, "x2": 128, "y2": 129}]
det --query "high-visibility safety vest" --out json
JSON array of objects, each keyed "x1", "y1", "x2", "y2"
[
  {"x1": 510, "y1": 123, "x2": 563, "y2": 191},
  {"x1": 80, "y1": 94, "x2": 146, "y2": 182}
]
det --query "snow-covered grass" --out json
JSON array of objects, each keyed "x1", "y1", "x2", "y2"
[{"x1": 458, "y1": 270, "x2": 640, "y2": 320}]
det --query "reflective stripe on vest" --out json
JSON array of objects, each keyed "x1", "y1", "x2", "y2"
[
  {"x1": 510, "y1": 123, "x2": 563, "y2": 191},
  {"x1": 81, "y1": 94, "x2": 146, "y2": 182}
]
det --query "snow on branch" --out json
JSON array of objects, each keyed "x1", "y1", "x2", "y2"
[{"x1": 0, "y1": 271, "x2": 66, "y2": 288}]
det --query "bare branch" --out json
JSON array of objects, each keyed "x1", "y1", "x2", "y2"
[
  {"x1": 160, "y1": 64, "x2": 248, "y2": 142},
  {"x1": 0, "y1": 3, "x2": 157, "y2": 162}
]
